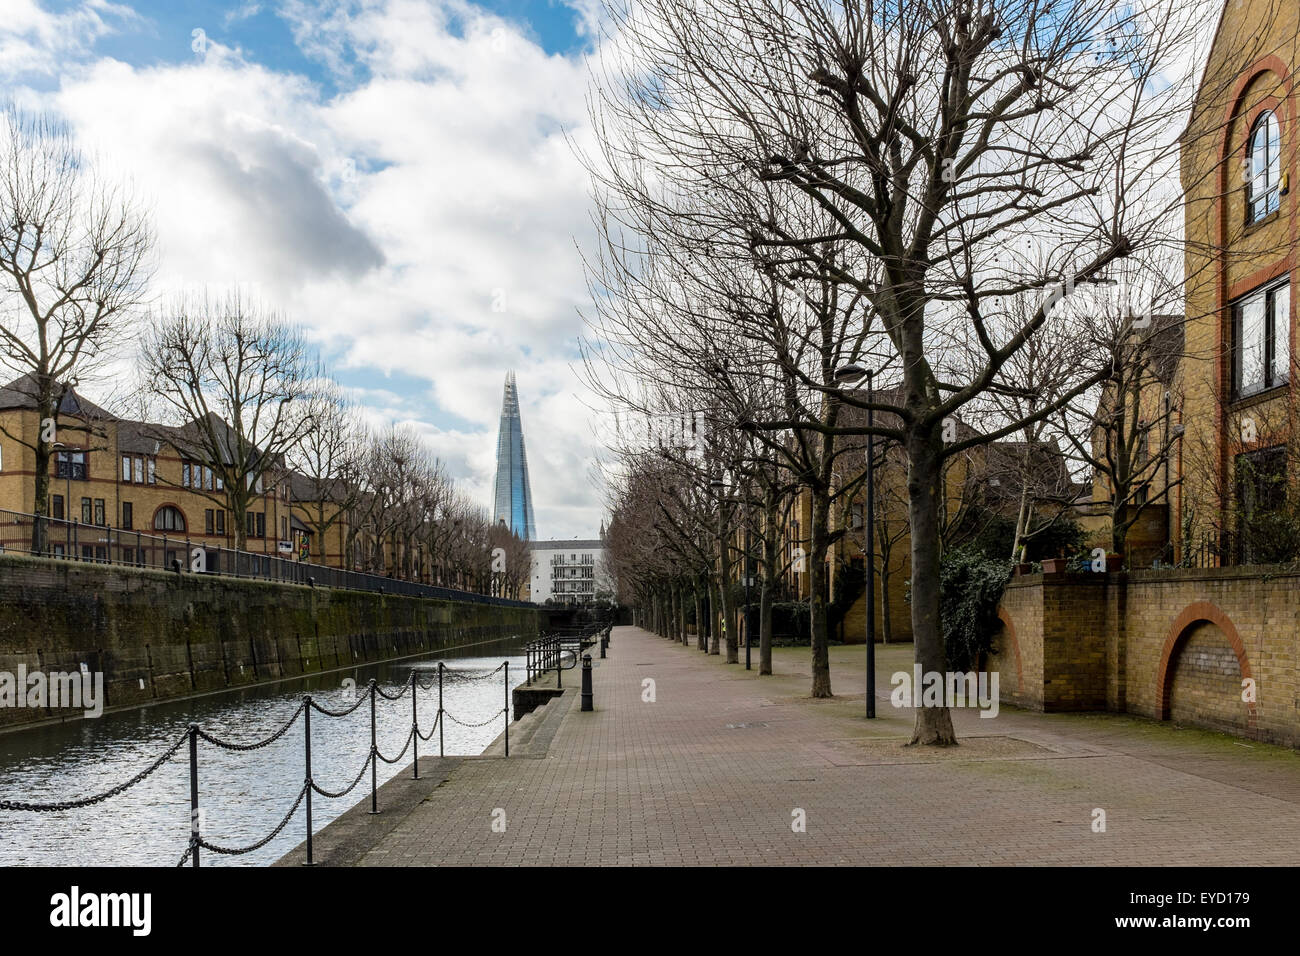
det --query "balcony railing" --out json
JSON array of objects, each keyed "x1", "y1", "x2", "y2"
[{"x1": 0, "y1": 508, "x2": 532, "y2": 608}]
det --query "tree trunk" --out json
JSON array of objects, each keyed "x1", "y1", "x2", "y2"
[
  {"x1": 693, "y1": 587, "x2": 703, "y2": 649},
  {"x1": 879, "y1": 562, "x2": 893, "y2": 645},
  {"x1": 907, "y1": 424, "x2": 957, "y2": 745},
  {"x1": 30, "y1": 385, "x2": 55, "y2": 554},
  {"x1": 709, "y1": 577, "x2": 721, "y2": 654},
  {"x1": 699, "y1": 578, "x2": 710, "y2": 650},
  {"x1": 759, "y1": 576, "x2": 773, "y2": 675},
  {"x1": 808, "y1": 488, "x2": 832, "y2": 697}
]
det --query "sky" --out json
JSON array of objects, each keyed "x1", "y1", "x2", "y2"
[{"x1": 0, "y1": 0, "x2": 610, "y2": 540}]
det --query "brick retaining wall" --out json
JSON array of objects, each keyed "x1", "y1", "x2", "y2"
[
  {"x1": 989, "y1": 567, "x2": 1298, "y2": 746},
  {"x1": 0, "y1": 554, "x2": 539, "y2": 730}
]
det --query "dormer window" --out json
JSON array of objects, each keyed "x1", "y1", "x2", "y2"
[{"x1": 1247, "y1": 110, "x2": 1281, "y2": 223}]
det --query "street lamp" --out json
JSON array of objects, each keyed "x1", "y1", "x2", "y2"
[{"x1": 834, "y1": 362, "x2": 875, "y2": 719}]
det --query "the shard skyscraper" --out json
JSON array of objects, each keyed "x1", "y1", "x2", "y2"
[{"x1": 492, "y1": 371, "x2": 537, "y2": 540}]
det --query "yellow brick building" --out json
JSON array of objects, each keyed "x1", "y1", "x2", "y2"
[
  {"x1": 0, "y1": 377, "x2": 309, "y2": 565},
  {"x1": 1177, "y1": 0, "x2": 1299, "y2": 563}
]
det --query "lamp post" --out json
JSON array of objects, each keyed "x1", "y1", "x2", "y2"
[{"x1": 834, "y1": 363, "x2": 875, "y2": 718}]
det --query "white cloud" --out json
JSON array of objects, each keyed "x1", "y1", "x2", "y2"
[
  {"x1": 0, "y1": 0, "x2": 141, "y2": 78},
  {"x1": 7, "y1": 0, "x2": 608, "y2": 538}
]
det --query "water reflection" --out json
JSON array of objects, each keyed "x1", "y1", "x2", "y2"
[{"x1": 0, "y1": 638, "x2": 527, "y2": 866}]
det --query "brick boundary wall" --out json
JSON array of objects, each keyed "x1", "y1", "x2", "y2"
[
  {"x1": 0, "y1": 554, "x2": 539, "y2": 730},
  {"x1": 990, "y1": 567, "x2": 1297, "y2": 747}
]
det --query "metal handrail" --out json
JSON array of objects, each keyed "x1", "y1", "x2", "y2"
[
  {"x1": 0, "y1": 507, "x2": 531, "y2": 608},
  {"x1": 524, "y1": 624, "x2": 611, "y2": 686}
]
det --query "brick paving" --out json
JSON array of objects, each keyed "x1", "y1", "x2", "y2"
[{"x1": 350, "y1": 626, "x2": 1300, "y2": 865}]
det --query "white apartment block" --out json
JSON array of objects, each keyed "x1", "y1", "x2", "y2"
[{"x1": 529, "y1": 539, "x2": 612, "y2": 605}]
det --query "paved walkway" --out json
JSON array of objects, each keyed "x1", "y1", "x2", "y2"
[{"x1": 345, "y1": 626, "x2": 1300, "y2": 865}]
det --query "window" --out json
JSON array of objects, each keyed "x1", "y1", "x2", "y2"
[
  {"x1": 147, "y1": 459, "x2": 156, "y2": 484},
  {"x1": 1236, "y1": 445, "x2": 1288, "y2": 563},
  {"x1": 205, "y1": 509, "x2": 214, "y2": 535},
  {"x1": 56, "y1": 449, "x2": 88, "y2": 480},
  {"x1": 153, "y1": 506, "x2": 186, "y2": 532},
  {"x1": 182, "y1": 462, "x2": 191, "y2": 488},
  {"x1": 122, "y1": 502, "x2": 133, "y2": 530},
  {"x1": 281, "y1": 516, "x2": 288, "y2": 540},
  {"x1": 216, "y1": 510, "x2": 225, "y2": 535},
  {"x1": 134, "y1": 456, "x2": 144, "y2": 483},
  {"x1": 122, "y1": 455, "x2": 131, "y2": 481},
  {"x1": 1234, "y1": 279, "x2": 1290, "y2": 397},
  {"x1": 51, "y1": 495, "x2": 64, "y2": 521},
  {"x1": 256, "y1": 511, "x2": 266, "y2": 538},
  {"x1": 81, "y1": 497, "x2": 92, "y2": 524},
  {"x1": 93, "y1": 498, "x2": 105, "y2": 526},
  {"x1": 246, "y1": 512, "x2": 256, "y2": 539},
  {"x1": 1247, "y1": 110, "x2": 1282, "y2": 223},
  {"x1": 204, "y1": 466, "x2": 214, "y2": 491}
]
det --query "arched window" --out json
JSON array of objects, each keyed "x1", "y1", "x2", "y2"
[
  {"x1": 153, "y1": 506, "x2": 186, "y2": 532},
  {"x1": 1247, "y1": 110, "x2": 1281, "y2": 222}
]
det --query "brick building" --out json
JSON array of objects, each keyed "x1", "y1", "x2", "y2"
[
  {"x1": 0, "y1": 375, "x2": 311, "y2": 563},
  {"x1": 1177, "y1": 0, "x2": 1299, "y2": 564}
]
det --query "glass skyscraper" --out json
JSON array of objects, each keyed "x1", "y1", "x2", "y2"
[{"x1": 492, "y1": 371, "x2": 537, "y2": 540}]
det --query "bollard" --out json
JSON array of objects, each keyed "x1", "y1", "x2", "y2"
[
  {"x1": 581, "y1": 653, "x2": 593, "y2": 712},
  {"x1": 600, "y1": 632, "x2": 606, "y2": 659}
]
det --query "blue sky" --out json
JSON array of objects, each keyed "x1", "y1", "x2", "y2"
[{"x1": 1, "y1": 0, "x2": 609, "y2": 539}]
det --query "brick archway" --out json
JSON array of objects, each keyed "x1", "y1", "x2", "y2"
[
  {"x1": 995, "y1": 607, "x2": 1024, "y2": 694},
  {"x1": 1155, "y1": 601, "x2": 1256, "y2": 725}
]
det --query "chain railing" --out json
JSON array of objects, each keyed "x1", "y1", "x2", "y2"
[
  {"x1": 0, "y1": 662, "x2": 516, "y2": 867},
  {"x1": 0, "y1": 508, "x2": 531, "y2": 608}
]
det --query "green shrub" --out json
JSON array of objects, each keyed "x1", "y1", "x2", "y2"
[{"x1": 940, "y1": 547, "x2": 1012, "y2": 672}]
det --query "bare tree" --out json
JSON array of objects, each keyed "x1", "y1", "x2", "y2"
[
  {"x1": 0, "y1": 109, "x2": 153, "y2": 550},
  {"x1": 586, "y1": 0, "x2": 1205, "y2": 743},
  {"x1": 288, "y1": 376, "x2": 366, "y2": 564},
  {"x1": 140, "y1": 291, "x2": 314, "y2": 550}
]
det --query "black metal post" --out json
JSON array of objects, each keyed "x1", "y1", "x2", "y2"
[
  {"x1": 556, "y1": 639, "x2": 562, "y2": 689},
  {"x1": 188, "y1": 723, "x2": 200, "y2": 868},
  {"x1": 744, "y1": 502, "x2": 752, "y2": 670},
  {"x1": 438, "y1": 662, "x2": 445, "y2": 758},
  {"x1": 303, "y1": 699, "x2": 314, "y2": 865},
  {"x1": 866, "y1": 370, "x2": 876, "y2": 719},
  {"x1": 503, "y1": 661, "x2": 510, "y2": 757},
  {"x1": 411, "y1": 674, "x2": 419, "y2": 780},
  {"x1": 368, "y1": 679, "x2": 379, "y2": 814},
  {"x1": 581, "y1": 654, "x2": 593, "y2": 711}
]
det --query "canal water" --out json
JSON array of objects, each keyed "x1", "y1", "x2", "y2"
[{"x1": 0, "y1": 637, "x2": 529, "y2": 866}]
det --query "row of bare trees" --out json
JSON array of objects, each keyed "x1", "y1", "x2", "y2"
[
  {"x1": 0, "y1": 108, "x2": 526, "y2": 598},
  {"x1": 583, "y1": 0, "x2": 1215, "y2": 745}
]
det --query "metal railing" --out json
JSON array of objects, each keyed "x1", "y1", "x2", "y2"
[
  {"x1": 0, "y1": 662, "x2": 514, "y2": 867},
  {"x1": 525, "y1": 623, "x2": 610, "y2": 686},
  {"x1": 0, "y1": 508, "x2": 531, "y2": 608}
]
